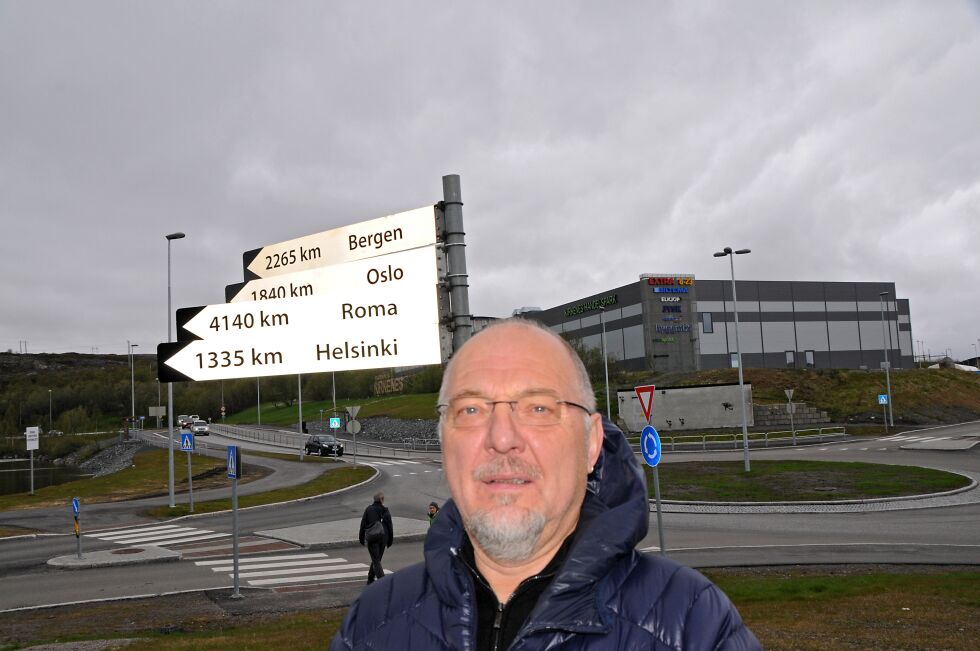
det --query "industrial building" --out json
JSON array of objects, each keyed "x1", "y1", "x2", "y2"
[{"x1": 517, "y1": 275, "x2": 913, "y2": 374}]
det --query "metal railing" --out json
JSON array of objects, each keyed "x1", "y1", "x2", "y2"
[{"x1": 628, "y1": 426, "x2": 847, "y2": 453}]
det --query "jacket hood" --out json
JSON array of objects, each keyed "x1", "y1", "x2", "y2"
[{"x1": 424, "y1": 417, "x2": 649, "y2": 621}]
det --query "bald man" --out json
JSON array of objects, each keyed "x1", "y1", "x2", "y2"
[{"x1": 332, "y1": 318, "x2": 760, "y2": 650}]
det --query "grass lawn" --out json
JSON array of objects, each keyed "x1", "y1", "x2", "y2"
[
  {"x1": 1, "y1": 568, "x2": 976, "y2": 650},
  {"x1": 651, "y1": 460, "x2": 971, "y2": 501},
  {"x1": 143, "y1": 465, "x2": 375, "y2": 518},
  {"x1": 0, "y1": 449, "x2": 228, "y2": 511}
]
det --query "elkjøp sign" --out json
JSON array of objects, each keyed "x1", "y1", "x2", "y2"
[{"x1": 241, "y1": 206, "x2": 437, "y2": 280}]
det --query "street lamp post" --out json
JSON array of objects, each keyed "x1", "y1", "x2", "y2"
[
  {"x1": 166, "y1": 231, "x2": 185, "y2": 508},
  {"x1": 714, "y1": 246, "x2": 752, "y2": 472},
  {"x1": 156, "y1": 378, "x2": 161, "y2": 428},
  {"x1": 598, "y1": 306, "x2": 611, "y2": 420},
  {"x1": 48, "y1": 389, "x2": 52, "y2": 433},
  {"x1": 878, "y1": 292, "x2": 894, "y2": 428}
]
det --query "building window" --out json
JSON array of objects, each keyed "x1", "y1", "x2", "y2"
[
  {"x1": 701, "y1": 312, "x2": 713, "y2": 333},
  {"x1": 805, "y1": 350, "x2": 815, "y2": 368},
  {"x1": 785, "y1": 350, "x2": 795, "y2": 367}
]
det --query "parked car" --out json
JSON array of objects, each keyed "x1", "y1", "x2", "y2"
[
  {"x1": 191, "y1": 420, "x2": 209, "y2": 436},
  {"x1": 305, "y1": 434, "x2": 344, "y2": 457}
]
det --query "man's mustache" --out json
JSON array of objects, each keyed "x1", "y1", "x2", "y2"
[{"x1": 473, "y1": 457, "x2": 543, "y2": 482}]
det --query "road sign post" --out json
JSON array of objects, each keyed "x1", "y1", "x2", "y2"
[
  {"x1": 71, "y1": 497, "x2": 81, "y2": 559},
  {"x1": 181, "y1": 432, "x2": 195, "y2": 513},
  {"x1": 634, "y1": 385, "x2": 666, "y2": 556},
  {"x1": 878, "y1": 394, "x2": 889, "y2": 432},
  {"x1": 227, "y1": 445, "x2": 242, "y2": 598},
  {"x1": 346, "y1": 406, "x2": 362, "y2": 466},
  {"x1": 26, "y1": 427, "x2": 39, "y2": 495},
  {"x1": 785, "y1": 388, "x2": 796, "y2": 445}
]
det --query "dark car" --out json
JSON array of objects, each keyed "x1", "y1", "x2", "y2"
[{"x1": 305, "y1": 435, "x2": 344, "y2": 457}]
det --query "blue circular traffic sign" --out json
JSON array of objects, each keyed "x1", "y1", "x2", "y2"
[{"x1": 641, "y1": 425, "x2": 662, "y2": 467}]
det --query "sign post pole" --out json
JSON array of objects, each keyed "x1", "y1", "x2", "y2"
[
  {"x1": 635, "y1": 385, "x2": 666, "y2": 556},
  {"x1": 187, "y1": 451, "x2": 194, "y2": 513},
  {"x1": 227, "y1": 445, "x2": 242, "y2": 599},
  {"x1": 879, "y1": 394, "x2": 889, "y2": 433},
  {"x1": 785, "y1": 388, "x2": 796, "y2": 445},
  {"x1": 181, "y1": 432, "x2": 195, "y2": 512},
  {"x1": 72, "y1": 497, "x2": 81, "y2": 559}
]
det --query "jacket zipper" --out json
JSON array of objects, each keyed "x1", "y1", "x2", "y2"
[{"x1": 491, "y1": 602, "x2": 504, "y2": 651}]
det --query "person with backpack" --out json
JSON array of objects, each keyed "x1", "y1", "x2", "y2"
[{"x1": 358, "y1": 491, "x2": 393, "y2": 584}]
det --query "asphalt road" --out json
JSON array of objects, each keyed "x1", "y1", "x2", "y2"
[{"x1": 0, "y1": 421, "x2": 977, "y2": 611}]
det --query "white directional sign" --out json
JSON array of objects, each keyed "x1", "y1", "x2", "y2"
[
  {"x1": 242, "y1": 206, "x2": 437, "y2": 280},
  {"x1": 227, "y1": 245, "x2": 436, "y2": 304},
  {"x1": 159, "y1": 246, "x2": 441, "y2": 382},
  {"x1": 25, "y1": 426, "x2": 39, "y2": 451}
]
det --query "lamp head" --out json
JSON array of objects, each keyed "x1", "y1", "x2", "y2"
[{"x1": 166, "y1": 232, "x2": 186, "y2": 241}]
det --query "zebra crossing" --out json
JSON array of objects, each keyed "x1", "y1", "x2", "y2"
[
  {"x1": 360, "y1": 458, "x2": 427, "y2": 468},
  {"x1": 879, "y1": 435, "x2": 951, "y2": 443},
  {"x1": 85, "y1": 523, "x2": 230, "y2": 548},
  {"x1": 194, "y1": 551, "x2": 369, "y2": 588}
]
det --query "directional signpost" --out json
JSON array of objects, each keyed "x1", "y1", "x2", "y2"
[
  {"x1": 634, "y1": 385, "x2": 666, "y2": 555},
  {"x1": 181, "y1": 433, "x2": 195, "y2": 512},
  {"x1": 158, "y1": 245, "x2": 442, "y2": 382},
  {"x1": 241, "y1": 205, "x2": 437, "y2": 281},
  {"x1": 227, "y1": 445, "x2": 242, "y2": 598},
  {"x1": 25, "y1": 426, "x2": 39, "y2": 495}
]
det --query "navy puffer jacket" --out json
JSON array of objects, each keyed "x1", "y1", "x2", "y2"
[{"x1": 330, "y1": 418, "x2": 761, "y2": 650}]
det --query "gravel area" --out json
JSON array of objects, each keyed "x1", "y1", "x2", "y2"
[
  {"x1": 74, "y1": 441, "x2": 147, "y2": 478},
  {"x1": 308, "y1": 416, "x2": 438, "y2": 443}
]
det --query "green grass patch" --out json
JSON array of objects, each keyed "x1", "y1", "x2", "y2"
[
  {"x1": 122, "y1": 610, "x2": 347, "y2": 650},
  {"x1": 651, "y1": 460, "x2": 970, "y2": 502},
  {"x1": 144, "y1": 465, "x2": 375, "y2": 518},
  {"x1": 706, "y1": 568, "x2": 980, "y2": 650},
  {"x1": 3, "y1": 570, "x2": 978, "y2": 650},
  {"x1": 0, "y1": 448, "x2": 225, "y2": 511}
]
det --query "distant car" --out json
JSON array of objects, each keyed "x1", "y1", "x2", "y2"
[
  {"x1": 191, "y1": 420, "x2": 210, "y2": 436},
  {"x1": 305, "y1": 435, "x2": 344, "y2": 457},
  {"x1": 177, "y1": 415, "x2": 191, "y2": 428}
]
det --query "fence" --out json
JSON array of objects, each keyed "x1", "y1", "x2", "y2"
[{"x1": 628, "y1": 426, "x2": 847, "y2": 453}]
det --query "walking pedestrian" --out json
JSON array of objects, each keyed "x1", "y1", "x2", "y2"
[
  {"x1": 358, "y1": 491, "x2": 393, "y2": 584},
  {"x1": 427, "y1": 501, "x2": 439, "y2": 526}
]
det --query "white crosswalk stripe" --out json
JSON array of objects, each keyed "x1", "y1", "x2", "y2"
[
  {"x1": 194, "y1": 551, "x2": 370, "y2": 587},
  {"x1": 86, "y1": 524, "x2": 230, "y2": 547}
]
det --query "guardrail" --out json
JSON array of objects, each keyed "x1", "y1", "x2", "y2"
[
  {"x1": 628, "y1": 426, "x2": 847, "y2": 452},
  {"x1": 212, "y1": 423, "x2": 306, "y2": 448},
  {"x1": 210, "y1": 424, "x2": 441, "y2": 459}
]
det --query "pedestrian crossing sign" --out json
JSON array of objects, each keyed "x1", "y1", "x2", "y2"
[
  {"x1": 181, "y1": 432, "x2": 195, "y2": 452},
  {"x1": 878, "y1": 394, "x2": 888, "y2": 405},
  {"x1": 227, "y1": 445, "x2": 242, "y2": 479}
]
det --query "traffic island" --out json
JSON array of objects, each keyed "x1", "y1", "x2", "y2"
[{"x1": 47, "y1": 545, "x2": 181, "y2": 569}]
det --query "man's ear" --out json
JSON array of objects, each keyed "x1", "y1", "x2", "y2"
[{"x1": 587, "y1": 413, "x2": 604, "y2": 468}]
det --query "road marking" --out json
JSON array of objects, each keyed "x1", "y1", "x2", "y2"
[
  {"x1": 860, "y1": 448, "x2": 868, "y2": 451},
  {"x1": 248, "y1": 570, "x2": 369, "y2": 586},
  {"x1": 236, "y1": 562, "x2": 365, "y2": 579},
  {"x1": 194, "y1": 553, "x2": 329, "y2": 566},
  {"x1": 195, "y1": 551, "x2": 369, "y2": 587},
  {"x1": 86, "y1": 524, "x2": 230, "y2": 547}
]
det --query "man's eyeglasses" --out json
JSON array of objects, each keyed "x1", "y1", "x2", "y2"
[{"x1": 436, "y1": 395, "x2": 595, "y2": 429}]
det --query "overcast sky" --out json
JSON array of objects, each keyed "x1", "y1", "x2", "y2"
[{"x1": 2, "y1": 1, "x2": 978, "y2": 362}]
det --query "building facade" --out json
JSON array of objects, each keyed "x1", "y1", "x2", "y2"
[{"x1": 519, "y1": 275, "x2": 913, "y2": 373}]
